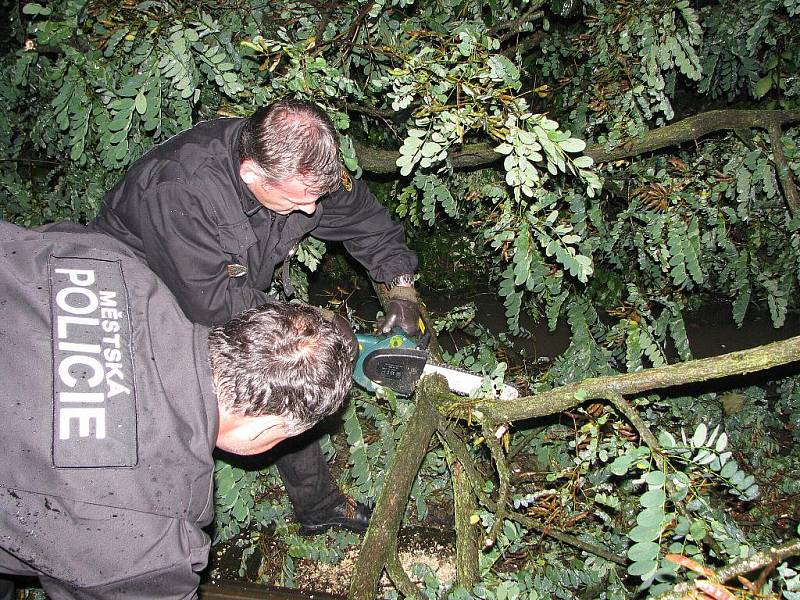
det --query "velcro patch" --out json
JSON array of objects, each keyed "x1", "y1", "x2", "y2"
[{"x1": 50, "y1": 257, "x2": 138, "y2": 468}]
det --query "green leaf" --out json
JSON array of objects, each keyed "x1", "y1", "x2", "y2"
[
  {"x1": 691, "y1": 422, "x2": 708, "y2": 448},
  {"x1": 720, "y1": 460, "x2": 738, "y2": 480},
  {"x1": 69, "y1": 142, "x2": 84, "y2": 161},
  {"x1": 627, "y1": 541, "x2": 660, "y2": 562},
  {"x1": 23, "y1": 2, "x2": 52, "y2": 15},
  {"x1": 609, "y1": 455, "x2": 633, "y2": 476},
  {"x1": 658, "y1": 431, "x2": 676, "y2": 448},
  {"x1": 420, "y1": 141, "x2": 441, "y2": 158},
  {"x1": 628, "y1": 559, "x2": 658, "y2": 577},
  {"x1": 637, "y1": 507, "x2": 666, "y2": 527},
  {"x1": 629, "y1": 523, "x2": 662, "y2": 543},
  {"x1": 640, "y1": 488, "x2": 666, "y2": 508},
  {"x1": 645, "y1": 471, "x2": 666, "y2": 488},
  {"x1": 559, "y1": 138, "x2": 586, "y2": 153},
  {"x1": 754, "y1": 75, "x2": 773, "y2": 98},
  {"x1": 689, "y1": 519, "x2": 707, "y2": 541},
  {"x1": 134, "y1": 92, "x2": 148, "y2": 115}
]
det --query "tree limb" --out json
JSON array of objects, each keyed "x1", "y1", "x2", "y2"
[
  {"x1": 482, "y1": 420, "x2": 511, "y2": 548},
  {"x1": 477, "y1": 335, "x2": 800, "y2": 424},
  {"x1": 654, "y1": 539, "x2": 800, "y2": 600},
  {"x1": 351, "y1": 109, "x2": 800, "y2": 174},
  {"x1": 768, "y1": 123, "x2": 800, "y2": 216},
  {"x1": 348, "y1": 379, "x2": 443, "y2": 600}
]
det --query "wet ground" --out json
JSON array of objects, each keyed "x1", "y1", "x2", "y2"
[{"x1": 208, "y1": 526, "x2": 456, "y2": 598}]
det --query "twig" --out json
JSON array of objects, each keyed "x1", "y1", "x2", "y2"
[
  {"x1": 437, "y1": 423, "x2": 626, "y2": 565},
  {"x1": 654, "y1": 539, "x2": 800, "y2": 600},
  {"x1": 487, "y1": 2, "x2": 547, "y2": 37},
  {"x1": 768, "y1": 123, "x2": 800, "y2": 216},
  {"x1": 505, "y1": 511, "x2": 627, "y2": 566},
  {"x1": 482, "y1": 420, "x2": 511, "y2": 548}
]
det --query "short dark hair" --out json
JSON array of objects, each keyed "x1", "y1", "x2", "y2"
[
  {"x1": 239, "y1": 98, "x2": 342, "y2": 197},
  {"x1": 208, "y1": 302, "x2": 354, "y2": 434}
]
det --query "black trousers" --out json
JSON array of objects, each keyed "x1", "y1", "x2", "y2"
[
  {"x1": 273, "y1": 434, "x2": 342, "y2": 522},
  {"x1": 0, "y1": 578, "x2": 14, "y2": 600}
]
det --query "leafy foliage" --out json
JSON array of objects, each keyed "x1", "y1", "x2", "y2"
[{"x1": 3, "y1": 0, "x2": 800, "y2": 597}]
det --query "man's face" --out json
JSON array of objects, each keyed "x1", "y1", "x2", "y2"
[
  {"x1": 241, "y1": 162, "x2": 320, "y2": 215},
  {"x1": 255, "y1": 178, "x2": 320, "y2": 215}
]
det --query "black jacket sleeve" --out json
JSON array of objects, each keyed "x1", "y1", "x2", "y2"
[
  {"x1": 312, "y1": 179, "x2": 418, "y2": 284},
  {"x1": 134, "y1": 182, "x2": 270, "y2": 325}
]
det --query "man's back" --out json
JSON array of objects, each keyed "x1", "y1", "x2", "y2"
[{"x1": 0, "y1": 221, "x2": 216, "y2": 599}]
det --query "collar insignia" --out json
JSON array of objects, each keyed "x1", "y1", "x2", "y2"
[
  {"x1": 341, "y1": 169, "x2": 353, "y2": 192},
  {"x1": 226, "y1": 263, "x2": 248, "y2": 278}
]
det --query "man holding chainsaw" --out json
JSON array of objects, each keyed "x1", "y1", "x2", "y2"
[{"x1": 90, "y1": 97, "x2": 422, "y2": 535}]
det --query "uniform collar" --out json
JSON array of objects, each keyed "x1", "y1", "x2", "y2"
[
  {"x1": 229, "y1": 118, "x2": 264, "y2": 217},
  {"x1": 193, "y1": 325, "x2": 219, "y2": 453}
]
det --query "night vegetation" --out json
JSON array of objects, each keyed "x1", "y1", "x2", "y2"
[{"x1": 1, "y1": 0, "x2": 799, "y2": 597}]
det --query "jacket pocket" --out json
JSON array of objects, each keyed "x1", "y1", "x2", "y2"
[{"x1": 217, "y1": 220, "x2": 257, "y2": 257}]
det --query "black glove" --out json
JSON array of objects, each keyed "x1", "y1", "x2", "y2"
[
  {"x1": 377, "y1": 285, "x2": 421, "y2": 336},
  {"x1": 318, "y1": 307, "x2": 359, "y2": 363}
]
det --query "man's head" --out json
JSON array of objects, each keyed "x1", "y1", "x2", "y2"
[
  {"x1": 239, "y1": 99, "x2": 342, "y2": 215},
  {"x1": 208, "y1": 302, "x2": 354, "y2": 455}
]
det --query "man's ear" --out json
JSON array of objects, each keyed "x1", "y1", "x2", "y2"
[
  {"x1": 239, "y1": 159, "x2": 263, "y2": 185},
  {"x1": 238, "y1": 414, "x2": 285, "y2": 440},
  {"x1": 216, "y1": 409, "x2": 290, "y2": 455}
]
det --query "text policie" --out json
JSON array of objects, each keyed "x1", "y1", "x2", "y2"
[{"x1": 53, "y1": 267, "x2": 130, "y2": 442}]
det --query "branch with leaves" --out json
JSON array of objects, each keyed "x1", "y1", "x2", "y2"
[{"x1": 351, "y1": 110, "x2": 800, "y2": 174}]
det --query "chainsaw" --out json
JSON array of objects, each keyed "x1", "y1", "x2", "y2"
[{"x1": 353, "y1": 330, "x2": 519, "y2": 400}]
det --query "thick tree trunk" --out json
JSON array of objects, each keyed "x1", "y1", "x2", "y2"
[{"x1": 347, "y1": 379, "x2": 443, "y2": 600}]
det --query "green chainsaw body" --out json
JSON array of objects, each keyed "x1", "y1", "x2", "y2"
[{"x1": 353, "y1": 331, "x2": 428, "y2": 396}]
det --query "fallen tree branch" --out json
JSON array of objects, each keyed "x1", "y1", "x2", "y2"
[
  {"x1": 451, "y1": 459, "x2": 481, "y2": 589},
  {"x1": 482, "y1": 419, "x2": 511, "y2": 548},
  {"x1": 348, "y1": 379, "x2": 444, "y2": 600},
  {"x1": 768, "y1": 123, "x2": 800, "y2": 216},
  {"x1": 654, "y1": 539, "x2": 800, "y2": 600},
  {"x1": 351, "y1": 110, "x2": 800, "y2": 174},
  {"x1": 477, "y1": 335, "x2": 800, "y2": 424}
]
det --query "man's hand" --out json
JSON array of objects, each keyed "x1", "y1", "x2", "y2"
[{"x1": 377, "y1": 285, "x2": 421, "y2": 336}]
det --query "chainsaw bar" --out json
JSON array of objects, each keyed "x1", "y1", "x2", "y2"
[
  {"x1": 361, "y1": 348, "x2": 519, "y2": 400},
  {"x1": 423, "y1": 360, "x2": 519, "y2": 400}
]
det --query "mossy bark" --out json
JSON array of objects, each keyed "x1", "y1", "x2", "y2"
[
  {"x1": 347, "y1": 377, "x2": 445, "y2": 600},
  {"x1": 452, "y1": 461, "x2": 480, "y2": 589},
  {"x1": 478, "y1": 335, "x2": 800, "y2": 424}
]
